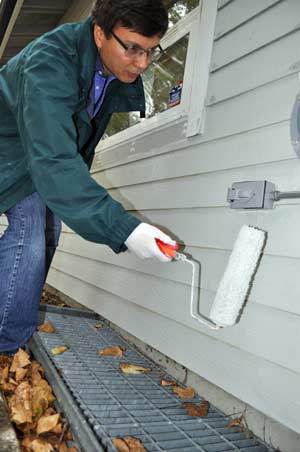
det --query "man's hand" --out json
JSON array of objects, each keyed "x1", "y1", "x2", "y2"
[{"x1": 125, "y1": 223, "x2": 176, "y2": 262}]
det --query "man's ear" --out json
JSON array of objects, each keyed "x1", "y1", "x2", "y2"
[{"x1": 93, "y1": 24, "x2": 106, "y2": 49}]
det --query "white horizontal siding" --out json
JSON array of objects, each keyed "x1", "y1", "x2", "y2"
[
  {"x1": 97, "y1": 159, "x2": 300, "y2": 211},
  {"x1": 49, "y1": 0, "x2": 300, "y2": 439},
  {"x1": 92, "y1": 122, "x2": 292, "y2": 184},
  {"x1": 93, "y1": 73, "x2": 297, "y2": 170},
  {"x1": 56, "y1": 232, "x2": 300, "y2": 316},
  {"x1": 215, "y1": 0, "x2": 281, "y2": 39},
  {"x1": 217, "y1": 0, "x2": 233, "y2": 9},
  {"x1": 212, "y1": 0, "x2": 300, "y2": 71},
  {"x1": 51, "y1": 248, "x2": 300, "y2": 374},
  {"x1": 209, "y1": 29, "x2": 300, "y2": 104}
]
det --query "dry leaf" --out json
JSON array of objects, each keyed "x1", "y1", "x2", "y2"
[
  {"x1": 38, "y1": 322, "x2": 56, "y2": 334},
  {"x1": 65, "y1": 430, "x2": 73, "y2": 441},
  {"x1": 10, "y1": 348, "x2": 31, "y2": 372},
  {"x1": 197, "y1": 400, "x2": 209, "y2": 416},
  {"x1": 31, "y1": 361, "x2": 44, "y2": 375},
  {"x1": 113, "y1": 437, "x2": 147, "y2": 452},
  {"x1": 30, "y1": 361, "x2": 44, "y2": 386},
  {"x1": 9, "y1": 381, "x2": 33, "y2": 424},
  {"x1": 160, "y1": 379, "x2": 176, "y2": 387},
  {"x1": 44, "y1": 407, "x2": 56, "y2": 416},
  {"x1": 0, "y1": 354, "x2": 11, "y2": 367},
  {"x1": 1, "y1": 382, "x2": 17, "y2": 393},
  {"x1": 113, "y1": 439, "x2": 130, "y2": 452},
  {"x1": 22, "y1": 436, "x2": 41, "y2": 449},
  {"x1": 28, "y1": 438, "x2": 54, "y2": 452},
  {"x1": 39, "y1": 433, "x2": 61, "y2": 449},
  {"x1": 99, "y1": 346, "x2": 125, "y2": 357},
  {"x1": 124, "y1": 437, "x2": 147, "y2": 451},
  {"x1": 37, "y1": 413, "x2": 60, "y2": 435},
  {"x1": 17, "y1": 420, "x2": 37, "y2": 434},
  {"x1": 16, "y1": 367, "x2": 28, "y2": 382},
  {"x1": 227, "y1": 416, "x2": 243, "y2": 429},
  {"x1": 51, "y1": 346, "x2": 68, "y2": 356},
  {"x1": 59, "y1": 443, "x2": 69, "y2": 452},
  {"x1": 182, "y1": 400, "x2": 209, "y2": 417},
  {"x1": 68, "y1": 448, "x2": 78, "y2": 452},
  {"x1": 119, "y1": 363, "x2": 150, "y2": 374},
  {"x1": 51, "y1": 422, "x2": 63, "y2": 434},
  {"x1": 32, "y1": 379, "x2": 55, "y2": 417},
  {"x1": 172, "y1": 386, "x2": 195, "y2": 399},
  {"x1": 0, "y1": 365, "x2": 9, "y2": 384}
]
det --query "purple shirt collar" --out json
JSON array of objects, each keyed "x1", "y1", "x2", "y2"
[{"x1": 86, "y1": 54, "x2": 116, "y2": 119}]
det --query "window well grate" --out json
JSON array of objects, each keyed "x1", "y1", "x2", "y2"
[{"x1": 30, "y1": 306, "x2": 274, "y2": 452}]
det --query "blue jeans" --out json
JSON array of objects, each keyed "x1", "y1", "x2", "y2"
[{"x1": 0, "y1": 192, "x2": 61, "y2": 352}]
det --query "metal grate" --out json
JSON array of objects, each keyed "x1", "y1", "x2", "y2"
[{"x1": 32, "y1": 306, "x2": 274, "y2": 452}]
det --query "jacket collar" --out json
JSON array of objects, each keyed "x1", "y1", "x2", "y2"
[{"x1": 76, "y1": 16, "x2": 98, "y2": 97}]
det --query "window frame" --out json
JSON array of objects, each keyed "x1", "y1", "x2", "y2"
[{"x1": 97, "y1": 0, "x2": 217, "y2": 152}]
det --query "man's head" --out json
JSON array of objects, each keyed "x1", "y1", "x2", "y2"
[{"x1": 91, "y1": 0, "x2": 168, "y2": 83}]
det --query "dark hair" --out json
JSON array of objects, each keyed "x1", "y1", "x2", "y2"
[{"x1": 91, "y1": 0, "x2": 168, "y2": 38}]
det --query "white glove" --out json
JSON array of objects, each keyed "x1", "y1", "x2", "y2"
[{"x1": 125, "y1": 223, "x2": 176, "y2": 262}]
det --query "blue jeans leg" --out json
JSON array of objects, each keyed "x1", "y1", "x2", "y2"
[
  {"x1": 45, "y1": 205, "x2": 61, "y2": 280},
  {"x1": 0, "y1": 192, "x2": 61, "y2": 352}
]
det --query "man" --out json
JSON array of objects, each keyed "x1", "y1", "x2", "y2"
[{"x1": 0, "y1": 0, "x2": 176, "y2": 353}]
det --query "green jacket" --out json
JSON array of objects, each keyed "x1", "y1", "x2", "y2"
[{"x1": 0, "y1": 17, "x2": 145, "y2": 253}]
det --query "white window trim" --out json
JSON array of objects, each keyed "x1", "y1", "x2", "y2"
[
  {"x1": 97, "y1": 0, "x2": 217, "y2": 153},
  {"x1": 187, "y1": 0, "x2": 218, "y2": 137}
]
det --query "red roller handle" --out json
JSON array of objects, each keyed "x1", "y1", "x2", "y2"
[{"x1": 155, "y1": 238, "x2": 179, "y2": 258}]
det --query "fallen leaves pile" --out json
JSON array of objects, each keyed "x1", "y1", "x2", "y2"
[
  {"x1": 160, "y1": 378, "x2": 210, "y2": 417},
  {"x1": 0, "y1": 348, "x2": 76, "y2": 451},
  {"x1": 0, "y1": 322, "x2": 213, "y2": 452},
  {"x1": 40, "y1": 290, "x2": 68, "y2": 308},
  {"x1": 99, "y1": 347, "x2": 212, "y2": 451}
]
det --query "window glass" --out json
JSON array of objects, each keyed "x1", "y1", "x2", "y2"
[
  {"x1": 165, "y1": 0, "x2": 199, "y2": 27},
  {"x1": 104, "y1": 112, "x2": 132, "y2": 138},
  {"x1": 144, "y1": 34, "x2": 189, "y2": 118},
  {"x1": 102, "y1": 0, "x2": 199, "y2": 140},
  {"x1": 105, "y1": 34, "x2": 189, "y2": 138}
]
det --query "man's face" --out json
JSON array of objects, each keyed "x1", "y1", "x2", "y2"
[{"x1": 94, "y1": 24, "x2": 161, "y2": 83}]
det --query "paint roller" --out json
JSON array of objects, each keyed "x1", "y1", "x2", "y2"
[{"x1": 155, "y1": 225, "x2": 266, "y2": 330}]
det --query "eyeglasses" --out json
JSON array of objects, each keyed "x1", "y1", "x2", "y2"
[{"x1": 111, "y1": 31, "x2": 163, "y2": 63}]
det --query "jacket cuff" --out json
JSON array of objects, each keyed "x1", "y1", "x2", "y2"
[{"x1": 111, "y1": 213, "x2": 141, "y2": 254}]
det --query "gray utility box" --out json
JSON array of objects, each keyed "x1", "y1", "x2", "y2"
[{"x1": 227, "y1": 181, "x2": 275, "y2": 209}]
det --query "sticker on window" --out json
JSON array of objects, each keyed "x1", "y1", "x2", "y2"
[{"x1": 169, "y1": 80, "x2": 183, "y2": 108}]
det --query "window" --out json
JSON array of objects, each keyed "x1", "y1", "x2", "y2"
[
  {"x1": 98, "y1": 0, "x2": 218, "y2": 154},
  {"x1": 167, "y1": 0, "x2": 200, "y2": 26},
  {"x1": 105, "y1": 33, "x2": 189, "y2": 138}
]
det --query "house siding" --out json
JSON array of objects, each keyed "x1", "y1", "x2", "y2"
[
  {"x1": 1, "y1": 0, "x2": 299, "y2": 441},
  {"x1": 49, "y1": 0, "x2": 300, "y2": 435}
]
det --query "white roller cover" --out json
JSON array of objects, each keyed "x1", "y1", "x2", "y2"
[{"x1": 210, "y1": 225, "x2": 266, "y2": 327}]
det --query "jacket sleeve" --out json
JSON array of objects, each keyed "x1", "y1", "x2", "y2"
[{"x1": 16, "y1": 38, "x2": 140, "y2": 253}]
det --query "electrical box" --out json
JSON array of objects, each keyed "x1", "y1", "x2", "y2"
[{"x1": 227, "y1": 181, "x2": 276, "y2": 209}]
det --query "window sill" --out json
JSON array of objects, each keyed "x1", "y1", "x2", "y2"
[{"x1": 97, "y1": 104, "x2": 187, "y2": 152}]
